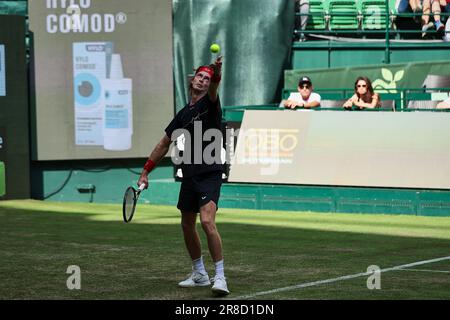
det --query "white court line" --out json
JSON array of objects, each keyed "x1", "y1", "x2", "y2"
[
  {"x1": 395, "y1": 268, "x2": 450, "y2": 274},
  {"x1": 232, "y1": 255, "x2": 450, "y2": 300}
]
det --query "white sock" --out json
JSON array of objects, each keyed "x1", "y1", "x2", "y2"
[
  {"x1": 193, "y1": 256, "x2": 207, "y2": 275},
  {"x1": 214, "y1": 260, "x2": 225, "y2": 278}
]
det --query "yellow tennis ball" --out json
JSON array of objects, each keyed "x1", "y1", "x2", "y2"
[{"x1": 210, "y1": 43, "x2": 220, "y2": 54}]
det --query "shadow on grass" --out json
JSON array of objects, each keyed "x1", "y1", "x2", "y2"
[{"x1": 0, "y1": 205, "x2": 449, "y2": 300}]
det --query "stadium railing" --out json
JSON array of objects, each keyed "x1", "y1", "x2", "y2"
[
  {"x1": 297, "y1": 0, "x2": 450, "y2": 41},
  {"x1": 281, "y1": 87, "x2": 450, "y2": 111},
  {"x1": 222, "y1": 88, "x2": 450, "y2": 122}
]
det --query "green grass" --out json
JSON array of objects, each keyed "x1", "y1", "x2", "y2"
[{"x1": 0, "y1": 200, "x2": 450, "y2": 300}]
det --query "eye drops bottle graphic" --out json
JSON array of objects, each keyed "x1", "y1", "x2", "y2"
[
  {"x1": 73, "y1": 42, "x2": 113, "y2": 146},
  {"x1": 102, "y1": 54, "x2": 133, "y2": 151}
]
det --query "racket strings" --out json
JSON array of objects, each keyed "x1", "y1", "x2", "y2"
[{"x1": 124, "y1": 188, "x2": 136, "y2": 221}]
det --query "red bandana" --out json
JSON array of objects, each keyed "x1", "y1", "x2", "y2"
[{"x1": 195, "y1": 65, "x2": 214, "y2": 78}]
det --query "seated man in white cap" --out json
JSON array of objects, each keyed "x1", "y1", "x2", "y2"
[{"x1": 281, "y1": 76, "x2": 321, "y2": 109}]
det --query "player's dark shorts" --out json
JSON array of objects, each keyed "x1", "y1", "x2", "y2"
[{"x1": 177, "y1": 171, "x2": 222, "y2": 213}]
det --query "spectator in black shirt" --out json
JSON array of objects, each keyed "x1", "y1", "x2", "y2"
[{"x1": 138, "y1": 56, "x2": 230, "y2": 296}]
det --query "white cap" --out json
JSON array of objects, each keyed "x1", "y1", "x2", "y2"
[
  {"x1": 109, "y1": 54, "x2": 124, "y2": 80},
  {"x1": 103, "y1": 133, "x2": 132, "y2": 151}
]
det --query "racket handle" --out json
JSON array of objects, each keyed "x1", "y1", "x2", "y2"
[{"x1": 138, "y1": 183, "x2": 146, "y2": 191}]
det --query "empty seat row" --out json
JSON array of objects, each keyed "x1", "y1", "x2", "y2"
[{"x1": 305, "y1": 0, "x2": 400, "y2": 31}]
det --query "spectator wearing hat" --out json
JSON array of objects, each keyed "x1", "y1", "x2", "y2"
[{"x1": 282, "y1": 76, "x2": 321, "y2": 109}]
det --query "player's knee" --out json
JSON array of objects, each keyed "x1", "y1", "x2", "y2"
[
  {"x1": 181, "y1": 221, "x2": 195, "y2": 233},
  {"x1": 200, "y1": 218, "x2": 217, "y2": 235},
  {"x1": 201, "y1": 201, "x2": 217, "y2": 213}
]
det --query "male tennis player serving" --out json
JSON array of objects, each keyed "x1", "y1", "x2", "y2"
[{"x1": 137, "y1": 56, "x2": 229, "y2": 296}]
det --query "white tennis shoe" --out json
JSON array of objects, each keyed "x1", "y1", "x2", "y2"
[
  {"x1": 178, "y1": 271, "x2": 211, "y2": 287},
  {"x1": 211, "y1": 275, "x2": 230, "y2": 296}
]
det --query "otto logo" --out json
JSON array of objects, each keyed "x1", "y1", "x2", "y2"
[
  {"x1": 243, "y1": 129, "x2": 299, "y2": 156},
  {"x1": 237, "y1": 128, "x2": 300, "y2": 175}
]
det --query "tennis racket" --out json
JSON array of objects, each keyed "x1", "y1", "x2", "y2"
[{"x1": 122, "y1": 183, "x2": 146, "y2": 223}]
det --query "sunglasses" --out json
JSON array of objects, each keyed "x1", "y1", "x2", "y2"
[
  {"x1": 357, "y1": 84, "x2": 367, "y2": 88},
  {"x1": 300, "y1": 85, "x2": 311, "y2": 89}
]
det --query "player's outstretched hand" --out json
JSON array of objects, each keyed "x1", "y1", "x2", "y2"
[{"x1": 210, "y1": 56, "x2": 222, "y2": 75}]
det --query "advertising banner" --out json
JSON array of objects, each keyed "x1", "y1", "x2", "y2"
[
  {"x1": 29, "y1": 0, "x2": 173, "y2": 160},
  {"x1": 229, "y1": 110, "x2": 450, "y2": 189}
]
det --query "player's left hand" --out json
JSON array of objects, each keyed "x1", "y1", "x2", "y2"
[{"x1": 210, "y1": 56, "x2": 222, "y2": 74}]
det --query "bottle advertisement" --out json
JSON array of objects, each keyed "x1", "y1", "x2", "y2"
[{"x1": 29, "y1": 0, "x2": 174, "y2": 160}]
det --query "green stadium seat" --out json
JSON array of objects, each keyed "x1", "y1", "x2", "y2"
[
  {"x1": 407, "y1": 100, "x2": 440, "y2": 110},
  {"x1": 379, "y1": 99, "x2": 396, "y2": 111},
  {"x1": 320, "y1": 99, "x2": 347, "y2": 108},
  {"x1": 422, "y1": 74, "x2": 450, "y2": 92},
  {"x1": 360, "y1": 0, "x2": 388, "y2": 30},
  {"x1": 379, "y1": 92, "x2": 402, "y2": 110},
  {"x1": 329, "y1": 0, "x2": 359, "y2": 30},
  {"x1": 405, "y1": 91, "x2": 437, "y2": 109},
  {"x1": 306, "y1": 0, "x2": 328, "y2": 30}
]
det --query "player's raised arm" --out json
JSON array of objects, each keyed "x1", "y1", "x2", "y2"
[{"x1": 208, "y1": 55, "x2": 222, "y2": 104}]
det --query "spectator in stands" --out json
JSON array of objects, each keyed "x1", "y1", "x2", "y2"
[
  {"x1": 443, "y1": 0, "x2": 450, "y2": 12},
  {"x1": 421, "y1": 0, "x2": 446, "y2": 38},
  {"x1": 437, "y1": 96, "x2": 450, "y2": 109},
  {"x1": 440, "y1": 1, "x2": 450, "y2": 39},
  {"x1": 396, "y1": 0, "x2": 423, "y2": 23},
  {"x1": 282, "y1": 76, "x2": 321, "y2": 109},
  {"x1": 294, "y1": 0, "x2": 310, "y2": 41},
  {"x1": 343, "y1": 76, "x2": 381, "y2": 109}
]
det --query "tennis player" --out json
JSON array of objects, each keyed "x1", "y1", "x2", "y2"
[{"x1": 137, "y1": 56, "x2": 229, "y2": 296}]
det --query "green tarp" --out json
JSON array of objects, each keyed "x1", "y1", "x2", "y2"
[
  {"x1": 0, "y1": 1, "x2": 27, "y2": 16},
  {"x1": 173, "y1": 0, "x2": 295, "y2": 110}
]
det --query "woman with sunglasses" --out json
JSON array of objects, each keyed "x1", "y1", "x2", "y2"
[{"x1": 343, "y1": 76, "x2": 381, "y2": 110}]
